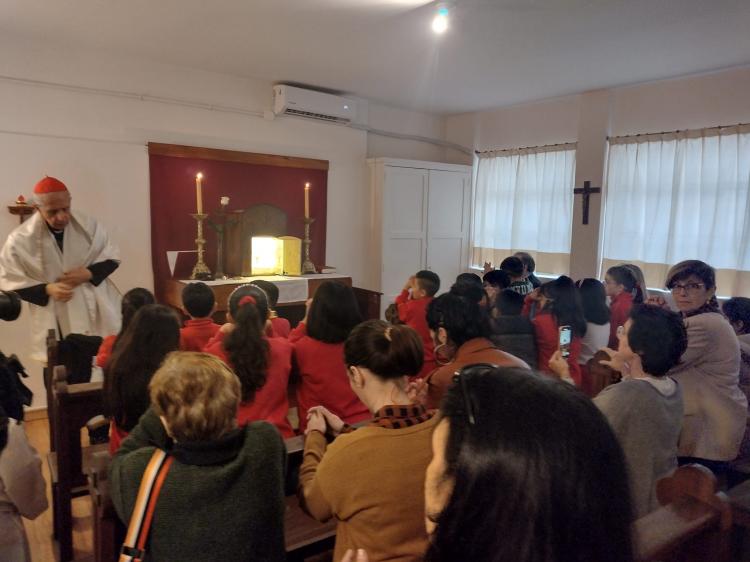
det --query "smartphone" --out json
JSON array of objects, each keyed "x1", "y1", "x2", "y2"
[{"x1": 558, "y1": 325, "x2": 572, "y2": 358}]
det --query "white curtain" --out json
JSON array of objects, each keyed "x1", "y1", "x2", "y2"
[
  {"x1": 472, "y1": 144, "x2": 576, "y2": 273},
  {"x1": 601, "y1": 125, "x2": 750, "y2": 295}
]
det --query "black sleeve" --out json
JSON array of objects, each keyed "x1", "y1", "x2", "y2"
[
  {"x1": 87, "y1": 259, "x2": 119, "y2": 286},
  {"x1": 15, "y1": 284, "x2": 49, "y2": 307}
]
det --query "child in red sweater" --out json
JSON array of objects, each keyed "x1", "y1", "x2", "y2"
[
  {"x1": 290, "y1": 281, "x2": 369, "y2": 432},
  {"x1": 604, "y1": 265, "x2": 643, "y2": 349},
  {"x1": 96, "y1": 287, "x2": 154, "y2": 368},
  {"x1": 395, "y1": 270, "x2": 440, "y2": 378},
  {"x1": 203, "y1": 284, "x2": 294, "y2": 438},
  {"x1": 250, "y1": 279, "x2": 290, "y2": 338},
  {"x1": 180, "y1": 282, "x2": 221, "y2": 352},
  {"x1": 522, "y1": 276, "x2": 587, "y2": 385}
]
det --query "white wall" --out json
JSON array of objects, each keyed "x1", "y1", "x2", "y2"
[
  {"x1": 0, "y1": 36, "x2": 449, "y2": 408},
  {"x1": 445, "y1": 65, "x2": 750, "y2": 276},
  {"x1": 366, "y1": 102, "x2": 448, "y2": 162}
]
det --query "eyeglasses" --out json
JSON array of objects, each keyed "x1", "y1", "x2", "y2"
[
  {"x1": 669, "y1": 282, "x2": 705, "y2": 294},
  {"x1": 453, "y1": 363, "x2": 497, "y2": 426}
]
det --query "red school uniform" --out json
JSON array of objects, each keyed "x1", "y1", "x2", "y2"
[
  {"x1": 289, "y1": 322, "x2": 370, "y2": 432},
  {"x1": 203, "y1": 330, "x2": 294, "y2": 438},
  {"x1": 96, "y1": 334, "x2": 117, "y2": 368},
  {"x1": 270, "y1": 316, "x2": 291, "y2": 338},
  {"x1": 395, "y1": 291, "x2": 437, "y2": 378},
  {"x1": 608, "y1": 292, "x2": 634, "y2": 349},
  {"x1": 522, "y1": 297, "x2": 583, "y2": 386},
  {"x1": 180, "y1": 317, "x2": 222, "y2": 352}
]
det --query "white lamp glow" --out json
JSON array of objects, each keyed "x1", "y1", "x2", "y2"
[
  {"x1": 432, "y1": 6, "x2": 449, "y2": 34},
  {"x1": 251, "y1": 237, "x2": 282, "y2": 276}
]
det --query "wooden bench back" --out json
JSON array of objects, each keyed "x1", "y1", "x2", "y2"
[{"x1": 635, "y1": 465, "x2": 731, "y2": 562}]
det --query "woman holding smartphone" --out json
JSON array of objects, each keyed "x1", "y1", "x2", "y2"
[{"x1": 522, "y1": 276, "x2": 587, "y2": 385}]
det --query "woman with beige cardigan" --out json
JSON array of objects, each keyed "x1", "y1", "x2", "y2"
[
  {"x1": 654, "y1": 260, "x2": 747, "y2": 473},
  {"x1": 299, "y1": 320, "x2": 437, "y2": 562}
]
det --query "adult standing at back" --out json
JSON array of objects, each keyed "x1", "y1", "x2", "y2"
[
  {"x1": 0, "y1": 176, "x2": 121, "y2": 360},
  {"x1": 664, "y1": 260, "x2": 747, "y2": 473}
]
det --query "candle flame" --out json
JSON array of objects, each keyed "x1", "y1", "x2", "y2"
[
  {"x1": 196, "y1": 172, "x2": 204, "y2": 179},
  {"x1": 305, "y1": 182, "x2": 310, "y2": 188}
]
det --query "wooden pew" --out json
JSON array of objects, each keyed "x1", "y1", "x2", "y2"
[
  {"x1": 87, "y1": 433, "x2": 336, "y2": 562},
  {"x1": 727, "y1": 475, "x2": 750, "y2": 561},
  {"x1": 48, "y1": 364, "x2": 107, "y2": 562},
  {"x1": 635, "y1": 465, "x2": 732, "y2": 562}
]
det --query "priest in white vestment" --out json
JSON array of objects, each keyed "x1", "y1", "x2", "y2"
[{"x1": 0, "y1": 176, "x2": 121, "y2": 361}]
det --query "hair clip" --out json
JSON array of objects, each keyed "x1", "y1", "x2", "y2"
[
  {"x1": 384, "y1": 326, "x2": 393, "y2": 342},
  {"x1": 239, "y1": 295, "x2": 256, "y2": 307}
]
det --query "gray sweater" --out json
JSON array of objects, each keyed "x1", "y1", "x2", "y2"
[{"x1": 594, "y1": 378, "x2": 683, "y2": 518}]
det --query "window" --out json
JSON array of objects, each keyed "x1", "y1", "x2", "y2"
[
  {"x1": 472, "y1": 144, "x2": 576, "y2": 274},
  {"x1": 601, "y1": 125, "x2": 750, "y2": 296}
]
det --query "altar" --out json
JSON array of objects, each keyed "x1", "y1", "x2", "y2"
[{"x1": 164, "y1": 275, "x2": 381, "y2": 325}]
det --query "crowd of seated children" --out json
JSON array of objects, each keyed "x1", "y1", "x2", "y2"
[
  {"x1": 501, "y1": 256, "x2": 534, "y2": 295},
  {"x1": 522, "y1": 276, "x2": 586, "y2": 385},
  {"x1": 577, "y1": 278, "x2": 611, "y2": 384},
  {"x1": 724, "y1": 296, "x2": 750, "y2": 459},
  {"x1": 299, "y1": 320, "x2": 436, "y2": 562},
  {"x1": 290, "y1": 281, "x2": 369, "y2": 432},
  {"x1": 489, "y1": 289, "x2": 537, "y2": 369},
  {"x1": 394, "y1": 270, "x2": 441, "y2": 378},
  {"x1": 104, "y1": 304, "x2": 181, "y2": 454},
  {"x1": 250, "y1": 279, "x2": 291, "y2": 338},
  {"x1": 96, "y1": 287, "x2": 154, "y2": 368},
  {"x1": 423, "y1": 292, "x2": 529, "y2": 408},
  {"x1": 0, "y1": 379, "x2": 47, "y2": 562},
  {"x1": 179, "y1": 281, "x2": 220, "y2": 351},
  {"x1": 604, "y1": 265, "x2": 643, "y2": 348},
  {"x1": 109, "y1": 352, "x2": 286, "y2": 562},
  {"x1": 550, "y1": 304, "x2": 687, "y2": 517},
  {"x1": 203, "y1": 284, "x2": 294, "y2": 438}
]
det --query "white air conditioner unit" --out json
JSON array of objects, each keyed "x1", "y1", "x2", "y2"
[{"x1": 273, "y1": 85, "x2": 355, "y2": 124}]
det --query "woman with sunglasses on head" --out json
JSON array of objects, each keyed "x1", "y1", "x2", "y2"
[
  {"x1": 422, "y1": 365, "x2": 634, "y2": 562},
  {"x1": 298, "y1": 320, "x2": 437, "y2": 562},
  {"x1": 661, "y1": 260, "x2": 747, "y2": 474}
]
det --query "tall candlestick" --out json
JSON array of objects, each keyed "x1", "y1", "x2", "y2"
[
  {"x1": 304, "y1": 182, "x2": 310, "y2": 219},
  {"x1": 196, "y1": 173, "x2": 204, "y2": 215}
]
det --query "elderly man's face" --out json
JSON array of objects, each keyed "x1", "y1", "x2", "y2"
[{"x1": 36, "y1": 191, "x2": 72, "y2": 231}]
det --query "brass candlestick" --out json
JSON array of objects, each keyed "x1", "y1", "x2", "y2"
[
  {"x1": 190, "y1": 213, "x2": 213, "y2": 280},
  {"x1": 302, "y1": 217, "x2": 317, "y2": 274}
]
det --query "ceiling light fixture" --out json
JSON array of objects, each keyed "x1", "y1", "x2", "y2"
[{"x1": 432, "y1": 5, "x2": 449, "y2": 34}]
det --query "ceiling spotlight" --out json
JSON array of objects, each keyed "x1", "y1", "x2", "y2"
[{"x1": 432, "y1": 5, "x2": 449, "y2": 34}]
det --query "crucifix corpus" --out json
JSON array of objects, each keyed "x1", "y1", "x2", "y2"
[{"x1": 573, "y1": 180, "x2": 601, "y2": 225}]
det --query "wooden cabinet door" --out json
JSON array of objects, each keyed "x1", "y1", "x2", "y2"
[
  {"x1": 381, "y1": 167, "x2": 428, "y2": 307},
  {"x1": 426, "y1": 170, "x2": 471, "y2": 293}
]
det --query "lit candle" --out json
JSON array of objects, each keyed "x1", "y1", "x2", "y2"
[
  {"x1": 304, "y1": 182, "x2": 310, "y2": 219},
  {"x1": 195, "y1": 173, "x2": 204, "y2": 214},
  {"x1": 220, "y1": 196, "x2": 229, "y2": 207}
]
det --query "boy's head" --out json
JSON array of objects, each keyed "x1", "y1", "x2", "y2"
[
  {"x1": 181, "y1": 282, "x2": 215, "y2": 319},
  {"x1": 483, "y1": 269, "x2": 511, "y2": 303},
  {"x1": 249, "y1": 279, "x2": 280, "y2": 308},
  {"x1": 413, "y1": 270, "x2": 440, "y2": 299},
  {"x1": 500, "y1": 257, "x2": 525, "y2": 281}
]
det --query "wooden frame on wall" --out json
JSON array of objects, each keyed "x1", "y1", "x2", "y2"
[{"x1": 147, "y1": 143, "x2": 329, "y2": 171}]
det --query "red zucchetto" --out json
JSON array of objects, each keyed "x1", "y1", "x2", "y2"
[{"x1": 33, "y1": 176, "x2": 68, "y2": 194}]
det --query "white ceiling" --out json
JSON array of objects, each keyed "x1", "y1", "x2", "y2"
[{"x1": 2, "y1": 0, "x2": 749, "y2": 114}]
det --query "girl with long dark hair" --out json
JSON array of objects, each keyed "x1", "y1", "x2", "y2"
[
  {"x1": 523, "y1": 276, "x2": 587, "y2": 385},
  {"x1": 95, "y1": 287, "x2": 155, "y2": 368},
  {"x1": 290, "y1": 282, "x2": 368, "y2": 432},
  {"x1": 103, "y1": 304, "x2": 180, "y2": 453},
  {"x1": 203, "y1": 284, "x2": 294, "y2": 438},
  {"x1": 605, "y1": 265, "x2": 642, "y2": 348},
  {"x1": 576, "y1": 278, "x2": 611, "y2": 389}
]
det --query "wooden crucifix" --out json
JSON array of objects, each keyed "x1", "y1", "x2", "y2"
[{"x1": 573, "y1": 180, "x2": 601, "y2": 225}]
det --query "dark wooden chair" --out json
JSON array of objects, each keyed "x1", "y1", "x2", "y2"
[
  {"x1": 635, "y1": 464, "x2": 732, "y2": 561},
  {"x1": 582, "y1": 349, "x2": 621, "y2": 397},
  {"x1": 48, "y1": 364, "x2": 107, "y2": 562},
  {"x1": 88, "y1": 432, "x2": 336, "y2": 562}
]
